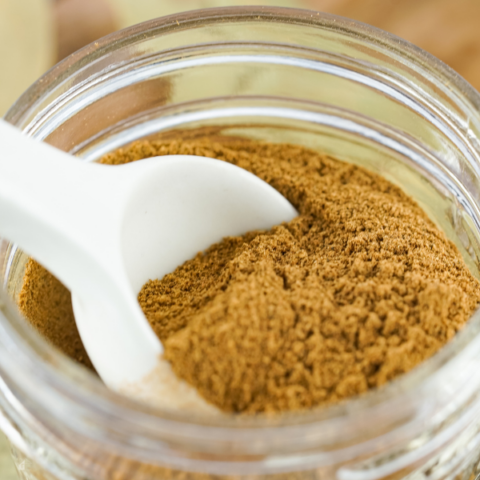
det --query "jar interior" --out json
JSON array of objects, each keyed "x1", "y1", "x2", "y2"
[{"x1": 3, "y1": 12, "x2": 480, "y2": 402}]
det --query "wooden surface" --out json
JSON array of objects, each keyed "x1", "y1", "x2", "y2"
[
  {"x1": 306, "y1": 0, "x2": 480, "y2": 91},
  {"x1": 0, "y1": 0, "x2": 55, "y2": 116}
]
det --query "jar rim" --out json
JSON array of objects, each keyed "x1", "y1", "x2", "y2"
[
  {"x1": 3, "y1": 4, "x2": 480, "y2": 452},
  {"x1": 8, "y1": 5, "x2": 480, "y2": 129}
]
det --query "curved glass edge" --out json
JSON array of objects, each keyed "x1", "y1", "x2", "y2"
[{"x1": 1, "y1": 5, "x2": 480, "y2": 468}]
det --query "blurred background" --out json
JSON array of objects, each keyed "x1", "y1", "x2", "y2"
[
  {"x1": 3, "y1": 0, "x2": 480, "y2": 116},
  {"x1": 1, "y1": 0, "x2": 480, "y2": 477}
]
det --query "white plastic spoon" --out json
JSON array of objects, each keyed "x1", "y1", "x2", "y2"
[{"x1": 0, "y1": 120, "x2": 297, "y2": 411}]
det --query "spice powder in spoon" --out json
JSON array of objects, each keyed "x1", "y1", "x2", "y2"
[{"x1": 19, "y1": 136, "x2": 480, "y2": 414}]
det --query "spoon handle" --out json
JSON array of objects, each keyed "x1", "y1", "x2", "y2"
[
  {"x1": 0, "y1": 120, "x2": 163, "y2": 386},
  {"x1": 0, "y1": 120, "x2": 121, "y2": 295}
]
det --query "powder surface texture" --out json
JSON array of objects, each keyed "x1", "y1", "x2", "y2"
[
  {"x1": 100, "y1": 137, "x2": 480, "y2": 413},
  {"x1": 18, "y1": 259, "x2": 93, "y2": 369}
]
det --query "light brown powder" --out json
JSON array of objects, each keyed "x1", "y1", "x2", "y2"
[
  {"x1": 19, "y1": 258, "x2": 93, "y2": 370},
  {"x1": 19, "y1": 136, "x2": 480, "y2": 414}
]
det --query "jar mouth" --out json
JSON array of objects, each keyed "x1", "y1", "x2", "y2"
[{"x1": 3, "y1": 4, "x2": 480, "y2": 457}]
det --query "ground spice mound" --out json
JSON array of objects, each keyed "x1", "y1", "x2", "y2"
[
  {"x1": 19, "y1": 259, "x2": 93, "y2": 369},
  {"x1": 102, "y1": 137, "x2": 480, "y2": 414},
  {"x1": 19, "y1": 136, "x2": 480, "y2": 413}
]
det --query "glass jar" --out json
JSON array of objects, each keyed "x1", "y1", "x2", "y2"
[{"x1": 3, "y1": 6, "x2": 480, "y2": 480}]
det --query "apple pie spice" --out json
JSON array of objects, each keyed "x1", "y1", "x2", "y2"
[{"x1": 18, "y1": 136, "x2": 480, "y2": 414}]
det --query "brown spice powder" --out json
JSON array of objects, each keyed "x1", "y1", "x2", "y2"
[
  {"x1": 19, "y1": 258, "x2": 93, "y2": 370},
  {"x1": 106, "y1": 137, "x2": 480, "y2": 413},
  {"x1": 19, "y1": 136, "x2": 480, "y2": 414}
]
